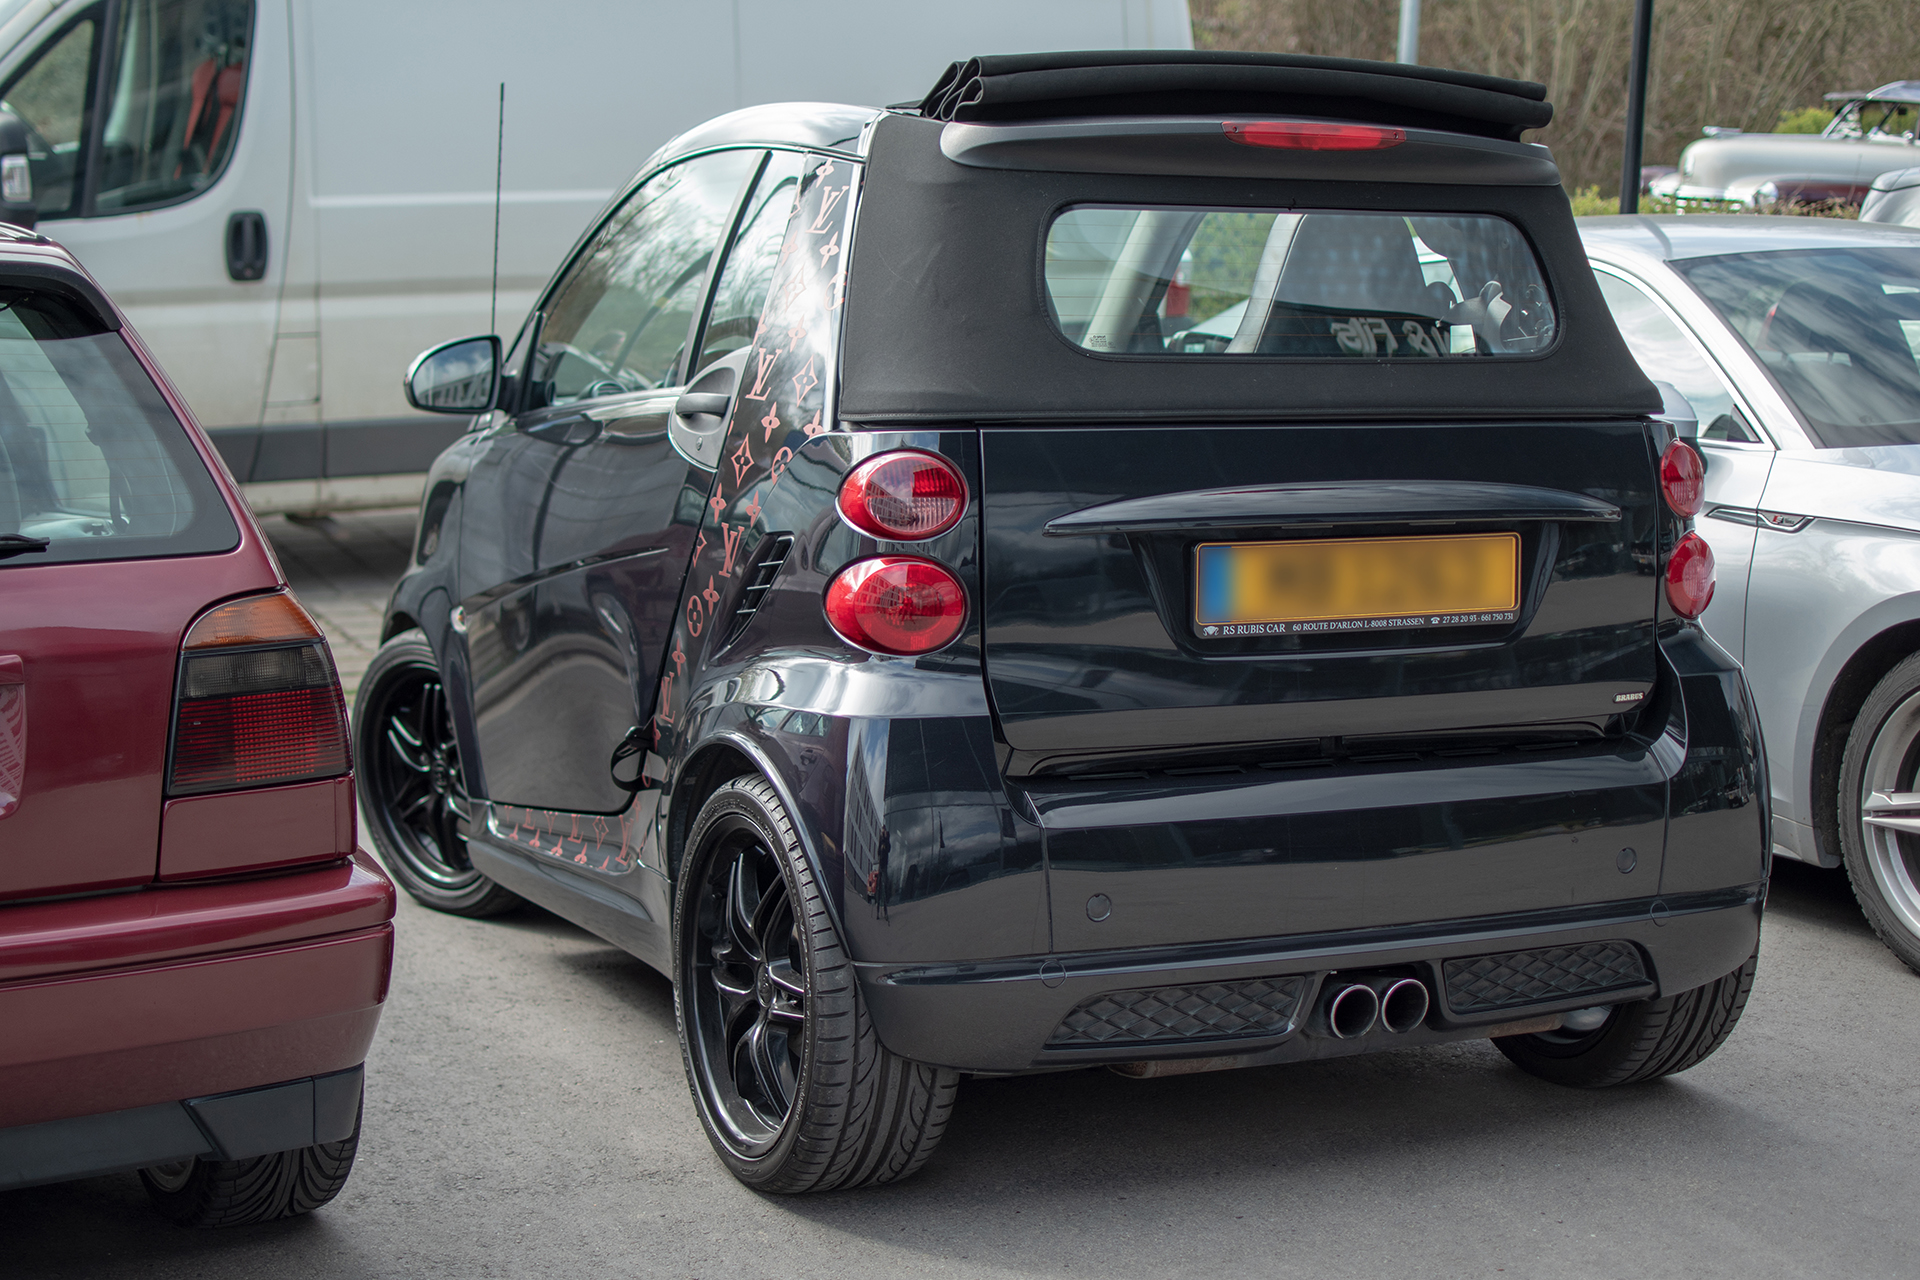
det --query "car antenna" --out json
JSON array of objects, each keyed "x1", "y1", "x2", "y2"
[{"x1": 490, "y1": 81, "x2": 505, "y2": 336}]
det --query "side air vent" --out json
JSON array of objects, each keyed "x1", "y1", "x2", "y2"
[{"x1": 724, "y1": 534, "x2": 794, "y2": 643}]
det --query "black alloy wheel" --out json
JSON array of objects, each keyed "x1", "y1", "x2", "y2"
[
  {"x1": 355, "y1": 632, "x2": 521, "y2": 917},
  {"x1": 675, "y1": 776, "x2": 958, "y2": 1192},
  {"x1": 687, "y1": 801, "x2": 807, "y2": 1151}
]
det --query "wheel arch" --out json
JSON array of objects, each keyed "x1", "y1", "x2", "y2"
[
  {"x1": 1805, "y1": 608, "x2": 1920, "y2": 865},
  {"x1": 667, "y1": 732, "x2": 836, "y2": 933},
  {"x1": 382, "y1": 610, "x2": 420, "y2": 643}
]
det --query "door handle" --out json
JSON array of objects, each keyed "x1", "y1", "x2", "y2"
[
  {"x1": 609, "y1": 725, "x2": 648, "y2": 792},
  {"x1": 226, "y1": 210, "x2": 268, "y2": 281},
  {"x1": 674, "y1": 392, "x2": 731, "y2": 418}
]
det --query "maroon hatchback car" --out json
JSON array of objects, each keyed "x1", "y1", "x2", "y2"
[{"x1": 0, "y1": 227, "x2": 394, "y2": 1225}]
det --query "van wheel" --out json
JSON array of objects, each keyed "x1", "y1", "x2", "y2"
[
  {"x1": 675, "y1": 775, "x2": 958, "y2": 1192},
  {"x1": 139, "y1": 1095, "x2": 362, "y2": 1227},
  {"x1": 1838, "y1": 655, "x2": 1920, "y2": 975},
  {"x1": 356, "y1": 631, "x2": 521, "y2": 917},
  {"x1": 1493, "y1": 949, "x2": 1757, "y2": 1087}
]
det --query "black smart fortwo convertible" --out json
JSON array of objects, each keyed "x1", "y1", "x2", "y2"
[{"x1": 362, "y1": 52, "x2": 1767, "y2": 1192}]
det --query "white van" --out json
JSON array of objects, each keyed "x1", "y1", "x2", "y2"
[{"x1": 0, "y1": 0, "x2": 1191, "y2": 515}]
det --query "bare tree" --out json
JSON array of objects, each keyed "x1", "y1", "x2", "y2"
[{"x1": 1192, "y1": 0, "x2": 1920, "y2": 191}]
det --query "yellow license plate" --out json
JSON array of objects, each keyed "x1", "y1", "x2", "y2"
[{"x1": 1194, "y1": 533, "x2": 1520, "y2": 637}]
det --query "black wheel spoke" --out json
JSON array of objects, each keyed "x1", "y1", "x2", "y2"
[
  {"x1": 727, "y1": 854, "x2": 763, "y2": 962},
  {"x1": 713, "y1": 967, "x2": 756, "y2": 1023},
  {"x1": 384, "y1": 720, "x2": 431, "y2": 774},
  {"x1": 746, "y1": 1018, "x2": 794, "y2": 1116},
  {"x1": 748, "y1": 875, "x2": 791, "y2": 958},
  {"x1": 764, "y1": 957, "x2": 806, "y2": 1022}
]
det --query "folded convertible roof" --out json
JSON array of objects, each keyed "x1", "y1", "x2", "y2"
[{"x1": 915, "y1": 51, "x2": 1553, "y2": 142}]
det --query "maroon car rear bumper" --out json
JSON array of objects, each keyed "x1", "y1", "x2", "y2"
[{"x1": 0, "y1": 850, "x2": 395, "y2": 1130}]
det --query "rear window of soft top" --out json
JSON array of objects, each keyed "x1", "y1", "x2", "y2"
[
  {"x1": 1044, "y1": 206, "x2": 1556, "y2": 359},
  {"x1": 0, "y1": 287, "x2": 235, "y2": 566}
]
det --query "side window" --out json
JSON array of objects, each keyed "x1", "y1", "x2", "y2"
[
  {"x1": 93, "y1": 0, "x2": 254, "y2": 213},
  {"x1": 692, "y1": 151, "x2": 805, "y2": 377},
  {"x1": 529, "y1": 150, "x2": 760, "y2": 410},
  {"x1": 1595, "y1": 270, "x2": 1761, "y2": 443},
  {"x1": 0, "y1": 9, "x2": 103, "y2": 220}
]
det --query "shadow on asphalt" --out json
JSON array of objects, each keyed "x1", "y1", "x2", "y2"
[{"x1": 1764, "y1": 854, "x2": 1871, "y2": 933}]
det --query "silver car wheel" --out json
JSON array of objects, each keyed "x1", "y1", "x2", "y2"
[{"x1": 1858, "y1": 689, "x2": 1920, "y2": 941}]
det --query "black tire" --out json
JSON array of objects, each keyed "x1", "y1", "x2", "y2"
[
  {"x1": 1837, "y1": 653, "x2": 1920, "y2": 975},
  {"x1": 674, "y1": 775, "x2": 958, "y2": 1192},
  {"x1": 139, "y1": 1095, "x2": 362, "y2": 1227},
  {"x1": 355, "y1": 631, "x2": 521, "y2": 917},
  {"x1": 1493, "y1": 949, "x2": 1757, "y2": 1088}
]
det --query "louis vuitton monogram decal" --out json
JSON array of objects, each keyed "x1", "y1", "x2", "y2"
[
  {"x1": 488, "y1": 803, "x2": 642, "y2": 874},
  {"x1": 652, "y1": 153, "x2": 858, "y2": 753}
]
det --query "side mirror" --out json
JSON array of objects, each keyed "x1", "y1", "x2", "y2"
[
  {"x1": 1650, "y1": 380, "x2": 1699, "y2": 439},
  {"x1": 406, "y1": 335, "x2": 500, "y2": 414},
  {"x1": 0, "y1": 110, "x2": 36, "y2": 230}
]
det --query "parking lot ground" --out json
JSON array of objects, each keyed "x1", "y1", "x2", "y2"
[{"x1": 6, "y1": 515, "x2": 1919, "y2": 1279}]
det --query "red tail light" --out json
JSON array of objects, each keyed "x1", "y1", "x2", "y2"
[
  {"x1": 838, "y1": 450, "x2": 967, "y2": 540},
  {"x1": 1666, "y1": 532, "x2": 1716, "y2": 619},
  {"x1": 1222, "y1": 121, "x2": 1406, "y2": 151},
  {"x1": 824, "y1": 556, "x2": 967, "y2": 655},
  {"x1": 169, "y1": 591, "x2": 350, "y2": 795},
  {"x1": 1660, "y1": 440, "x2": 1706, "y2": 517}
]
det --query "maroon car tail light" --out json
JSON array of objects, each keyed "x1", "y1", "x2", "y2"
[
  {"x1": 824, "y1": 556, "x2": 967, "y2": 656},
  {"x1": 1666, "y1": 532, "x2": 1717, "y2": 620},
  {"x1": 1660, "y1": 440, "x2": 1706, "y2": 517},
  {"x1": 1222, "y1": 121, "x2": 1406, "y2": 151},
  {"x1": 168, "y1": 592, "x2": 350, "y2": 796},
  {"x1": 837, "y1": 450, "x2": 967, "y2": 540}
]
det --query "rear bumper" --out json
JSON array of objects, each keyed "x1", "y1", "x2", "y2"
[
  {"x1": 857, "y1": 887, "x2": 1762, "y2": 1073},
  {"x1": 0, "y1": 852, "x2": 395, "y2": 1129},
  {"x1": 0, "y1": 1065, "x2": 364, "y2": 1192}
]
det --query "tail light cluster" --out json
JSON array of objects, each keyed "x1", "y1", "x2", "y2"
[
  {"x1": 169, "y1": 591, "x2": 350, "y2": 795},
  {"x1": 837, "y1": 450, "x2": 966, "y2": 540},
  {"x1": 1659, "y1": 440, "x2": 1715, "y2": 620},
  {"x1": 827, "y1": 450, "x2": 969, "y2": 656}
]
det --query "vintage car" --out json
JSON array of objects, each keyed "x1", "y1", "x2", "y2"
[
  {"x1": 361, "y1": 51, "x2": 1767, "y2": 1193},
  {"x1": 1860, "y1": 163, "x2": 1920, "y2": 227},
  {"x1": 0, "y1": 228, "x2": 392, "y2": 1223},
  {"x1": 1580, "y1": 214, "x2": 1920, "y2": 976},
  {"x1": 1650, "y1": 81, "x2": 1920, "y2": 208}
]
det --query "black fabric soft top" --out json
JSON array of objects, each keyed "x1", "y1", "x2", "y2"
[
  {"x1": 917, "y1": 51, "x2": 1552, "y2": 142},
  {"x1": 836, "y1": 112, "x2": 1661, "y2": 425}
]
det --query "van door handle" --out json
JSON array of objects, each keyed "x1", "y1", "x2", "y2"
[{"x1": 226, "y1": 210, "x2": 268, "y2": 281}]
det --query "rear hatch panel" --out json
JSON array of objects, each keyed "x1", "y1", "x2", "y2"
[{"x1": 981, "y1": 421, "x2": 1659, "y2": 775}]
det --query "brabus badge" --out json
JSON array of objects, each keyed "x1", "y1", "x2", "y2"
[{"x1": 1614, "y1": 691, "x2": 1646, "y2": 704}]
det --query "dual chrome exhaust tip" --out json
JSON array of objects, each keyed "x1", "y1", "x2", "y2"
[{"x1": 1325, "y1": 976, "x2": 1432, "y2": 1038}]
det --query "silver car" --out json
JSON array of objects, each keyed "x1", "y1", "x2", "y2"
[{"x1": 1580, "y1": 215, "x2": 1920, "y2": 973}]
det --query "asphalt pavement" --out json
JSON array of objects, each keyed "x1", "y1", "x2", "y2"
[{"x1": 4, "y1": 510, "x2": 1915, "y2": 1279}]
